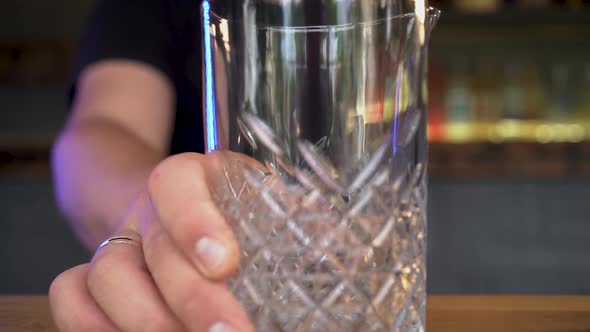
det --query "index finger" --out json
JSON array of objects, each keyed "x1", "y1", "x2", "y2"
[{"x1": 147, "y1": 152, "x2": 242, "y2": 280}]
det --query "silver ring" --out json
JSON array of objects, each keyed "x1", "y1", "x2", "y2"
[{"x1": 96, "y1": 236, "x2": 141, "y2": 253}]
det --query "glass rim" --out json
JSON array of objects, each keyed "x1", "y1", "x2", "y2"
[{"x1": 204, "y1": 5, "x2": 440, "y2": 32}]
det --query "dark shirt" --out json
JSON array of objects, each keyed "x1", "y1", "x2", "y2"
[{"x1": 71, "y1": 0, "x2": 204, "y2": 154}]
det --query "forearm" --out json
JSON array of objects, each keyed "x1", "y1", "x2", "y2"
[{"x1": 52, "y1": 118, "x2": 167, "y2": 250}]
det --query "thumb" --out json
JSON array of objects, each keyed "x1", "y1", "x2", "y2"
[{"x1": 146, "y1": 152, "x2": 240, "y2": 280}]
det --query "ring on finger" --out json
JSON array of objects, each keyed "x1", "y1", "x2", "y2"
[{"x1": 96, "y1": 235, "x2": 141, "y2": 254}]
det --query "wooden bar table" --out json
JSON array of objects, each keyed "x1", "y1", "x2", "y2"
[{"x1": 1, "y1": 295, "x2": 590, "y2": 331}]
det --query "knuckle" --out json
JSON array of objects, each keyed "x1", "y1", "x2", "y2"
[
  {"x1": 49, "y1": 265, "x2": 84, "y2": 298},
  {"x1": 147, "y1": 159, "x2": 167, "y2": 196},
  {"x1": 148, "y1": 155, "x2": 185, "y2": 194},
  {"x1": 178, "y1": 295, "x2": 204, "y2": 329},
  {"x1": 179, "y1": 287, "x2": 220, "y2": 326},
  {"x1": 141, "y1": 227, "x2": 166, "y2": 265},
  {"x1": 148, "y1": 153, "x2": 205, "y2": 196}
]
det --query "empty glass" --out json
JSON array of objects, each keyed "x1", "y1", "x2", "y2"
[{"x1": 201, "y1": 1, "x2": 439, "y2": 330}]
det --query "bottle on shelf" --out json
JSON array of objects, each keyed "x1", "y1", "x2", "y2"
[
  {"x1": 502, "y1": 61, "x2": 525, "y2": 120},
  {"x1": 547, "y1": 62, "x2": 574, "y2": 122},
  {"x1": 521, "y1": 62, "x2": 545, "y2": 121},
  {"x1": 566, "y1": 60, "x2": 589, "y2": 142},
  {"x1": 428, "y1": 61, "x2": 447, "y2": 142},
  {"x1": 444, "y1": 58, "x2": 475, "y2": 142},
  {"x1": 472, "y1": 57, "x2": 501, "y2": 123},
  {"x1": 574, "y1": 62, "x2": 590, "y2": 122}
]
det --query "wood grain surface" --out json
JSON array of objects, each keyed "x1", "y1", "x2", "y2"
[
  {"x1": 0, "y1": 296, "x2": 54, "y2": 332},
  {"x1": 1, "y1": 295, "x2": 590, "y2": 332}
]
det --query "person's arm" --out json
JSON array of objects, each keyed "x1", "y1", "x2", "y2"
[{"x1": 52, "y1": 60, "x2": 175, "y2": 250}]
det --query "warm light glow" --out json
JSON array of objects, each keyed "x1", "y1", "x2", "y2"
[
  {"x1": 497, "y1": 120, "x2": 520, "y2": 140},
  {"x1": 535, "y1": 124, "x2": 553, "y2": 143},
  {"x1": 430, "y1": 119, "x2": 590, "y2": 143},
  {"x1": 568, "y1": 124, "x2": 585, "y2": 143},
  {"x1": 446, "y1": 122, "x2": 473, "y2": 143}
]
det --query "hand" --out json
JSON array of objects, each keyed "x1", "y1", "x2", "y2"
[{"x1": 49, "y1": 153, "x2": 254, "y2": 332}]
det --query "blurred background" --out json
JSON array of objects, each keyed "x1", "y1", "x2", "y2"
[{"x1": 1, "y1": 0, "x2": 589, "y2": 294}]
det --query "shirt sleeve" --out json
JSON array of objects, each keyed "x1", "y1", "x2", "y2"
[{"x1": 69, "y1": 0, "x2": 178, "y2": 103}]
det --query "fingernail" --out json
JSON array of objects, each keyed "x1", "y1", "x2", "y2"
[
  {"x1": 209, "y1": 321, "x2": 237, "y2": 332},
  {"x1": 195, "y1": 237, "x2": 227, "y2": 272}
]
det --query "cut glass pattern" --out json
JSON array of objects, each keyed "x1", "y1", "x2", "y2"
[{"x1": 210, "y1": 113, "x2": 427, "y2": 332}]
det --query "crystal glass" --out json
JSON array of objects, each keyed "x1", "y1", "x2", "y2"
[{"x1": 201, "y1": 1, "x2": 439, "y2": 331}]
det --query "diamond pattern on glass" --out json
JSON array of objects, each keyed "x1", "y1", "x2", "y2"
[{"x1": 210, "y1": 113, "x2": 426, "y2": 332}]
